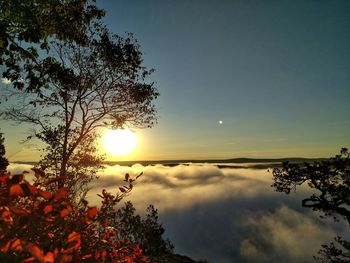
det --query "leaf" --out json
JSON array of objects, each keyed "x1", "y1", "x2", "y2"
[
  {"x1": 9, "y1": 206, "x2": 30, "y2": 215},
  {"x1": 87, "y1": 207, "x2": 98, "y2": 220},
  {"x1": 9, "y1": 184, "x2": 25, "y2": 196},
  {"x1": 43, "y1": 252, "x2": 54, "y2": 263},
  {"x1": 63, "y1": 232, "x2": 81, "y2": 254},
  {"x1": 0, "y1": 174, "x2": 9, "y2": 184},
  {"x1": 60, "y1": 208, "x2": 71, "y2": 218},
  {"x1": 1, "y1": 238, "x2": 22, "y2": 253},
  {"x1": 82, "y1": 254, "x2": 92, "y2": 260},
  {"x1": 1, "y1": 209, "x2": 13, "y2": 224},
  {"x1": 21, "y1": 257, "x2": 36, "y2": 262},
  {"x1": 54, "y1": 187, "x2": 69, "y2": 201},
  {"x1": 9, "y1": 238, "x2": 22, "y2": 252},
  {"x1": 23, "y1": 242, "x2": 45, "y2": 263},
  {"x1": 43, "y1": 205, "x2": 53, "y2": 214},
  {"x1": 37, "y1": 189, "x2": 52, "y2": 199},
  {"x1": 119, "y1": 187, "x2": 126, "y2": 193}
]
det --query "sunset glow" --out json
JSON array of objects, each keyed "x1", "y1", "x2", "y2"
[{"x1": 103, "y1": 129, "x2": 137, "y2": 157}]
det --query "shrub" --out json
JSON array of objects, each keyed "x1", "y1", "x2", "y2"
[{"x1": 0, "y1": 169, "x2": 149, "y2": 263}]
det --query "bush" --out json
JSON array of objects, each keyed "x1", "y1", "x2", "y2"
[{"x1": 0, "y1": 170, "x2": 149, "y2": 262}]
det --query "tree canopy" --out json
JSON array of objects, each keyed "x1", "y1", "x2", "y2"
[
  {"x1": 0, "y1": 0, "x2": 104, "y2": 88},
  {"x1": 0, "y1": 1, "x2": 159, "y2": 197},
  {"x1": 0, "y1": 132, "x2": 9, "y2": 174},
  {"x1": 114, "y1": 201, "x2": 174, "y2": 257},
  {"x1": 272, "y1": 148, "x2": 350, "y2": 262},
  {"x1": 272, "y1": 148, "x2": 350, "y2": 224}
]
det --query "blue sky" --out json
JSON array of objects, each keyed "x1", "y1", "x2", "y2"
[
  {"x1": 99, "y1": 0, "x2": 350, "y2": 160},
  {"x1": 1, "y1": 0, "x2": 350, "y2": 161}
]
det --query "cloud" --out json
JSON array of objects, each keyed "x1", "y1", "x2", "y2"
[
  {"x1": 240, "y1": 206, "x2": 337, "y2": 263},
  {"x1": 7, "y1": 162, "x2": 349, "y2": 263},
  {"x1": 88, "y1": 164, "x2": 348, "y2": 262},
  {"x1": 87, "y1": 164, "x2": 273, "y2": 212},
  {"x1": 7, "y1": 163, "x2": 34, "y2": 176}
]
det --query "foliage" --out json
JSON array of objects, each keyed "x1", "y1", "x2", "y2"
[
  {"x1": 37, "y1": 131, "x2": 104, "y2": 203},
  {"x1": 272, "y1": 148, "x2": 350, "y2": 223},
  {"x1": 0, "y1": 133, "x2": 8, "y2": 174},
  {"x1": 314, "y1": 237, "x2": 350, "y2": 263},
  {"x1": 272, "y1": 148, "x2": 350, "y2": 262},
  {"x1": 0, "y1": 0, "x2": 104, "y2": 89},
  {"x1": 0, "y1": 2, "x2": 159, "y2": 198},
  {"x1": 114, "y1": 201, "x2": 174, "y2": 257},
  {"x1": 0, "y1": 168, "x2": 149, "y2": 262}
]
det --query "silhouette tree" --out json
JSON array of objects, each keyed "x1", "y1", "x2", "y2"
[
  {"x1": 272, "y1": 148, "x2": 350, "y2": 262},
  {"x1": 0, "y1": 132, "x2": 9, "y2": 173},
  {"x1": 1, "y1": 19, "x2": 159, "y2": 197},
  {"x1": 114, "y1": 201, "x2": 174, "y2": 257}
]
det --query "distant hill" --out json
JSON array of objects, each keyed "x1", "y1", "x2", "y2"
[
  {"x1": 12, "y1": 157, "x2": 326, "y2": 168},
  {"x1": 224, "y1": 157, "x2": 325, "y2": 163},
  {"x1": 105, "y1": 157, "x2": 326, "y2": 167}
]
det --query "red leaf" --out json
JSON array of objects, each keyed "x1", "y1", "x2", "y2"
[
  {"x1": 38, "y1": 189, "x2": 52, "y2": 199},
  {"x1": 44, "y1": 252, "x2": 54, "y2": 263},
  {"x1": 82, "y1": 254, "x2": 92, "y2": 260},
  {"x1": 25, "y1": 182, "x2": 37, "y2": 195},
  {"x1": 9, "y1": 184, "x2": 25, "y2": 196},
  {"x1": 23, "y1": 242, "x2": 45, "y2": 263},
  {"x1": 9, "y1": 206, "x2": 30, "y2": 215},
  {"x1": 60, "y1": 208, "x2": 70, "y2": 218},
  {"x1": 63, "y1": 232, "x2": 81, "y2": 254},
  {"x1": 0, "y1": 174, "x2": 9, "y2": 184},
  {"x1": 101, "y1": 250, "x2": 107, "y2": 260},
  {"x1": 54, "y1": 187, "x2": 69, "y2": 201},
  {"x1": 43, "y1": 205, "x2": 53, "y2": 214},
  {"x1": 21, "y1": 257, "x2": 35, "y2": 263},
  {"x1": 10, "y1": 239, "x2": 22, "y2": 252},
  {"x1": 1, "y1": 209, "x2": 12, "y2": 224},
  {"x1": 59, "y1": 204, "x2": 72, "y2": 218},
  {"x1": 1, "y1": 238, "x2": 22, "y2": 253},
  {"x1": 87, "y1": 207, "x2": 98, "y2": 220}
]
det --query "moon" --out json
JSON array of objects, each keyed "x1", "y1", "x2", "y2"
[
  {"x1": 219, "y1": 120, "x2": 223, "y2": 124},
  {"x1": 103, "y1": 129, "x2": 137, "y2": 156}
]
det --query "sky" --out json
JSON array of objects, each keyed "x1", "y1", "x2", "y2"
[{"x1": 1, "y1": 0, "x2": 350, "y2": 161}]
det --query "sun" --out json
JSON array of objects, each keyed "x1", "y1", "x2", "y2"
[{"x1": 103, "y1": 129, "x2": 137, "y2": 156}]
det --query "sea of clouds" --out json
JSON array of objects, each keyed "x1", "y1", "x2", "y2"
[{"x1": 8, "y1": 163, "x2": 349, "y2": 263}]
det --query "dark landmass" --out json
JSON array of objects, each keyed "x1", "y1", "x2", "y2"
[
  {"x1": 106, "y1": 157, "x2": 326, "y2": 170},
  {"x1": 13, "y1": 157, "x2": 326, "y2": 170}
]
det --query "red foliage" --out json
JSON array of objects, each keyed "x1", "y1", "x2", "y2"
[{"x1": 0, "y1": 171, "x2": 149, "y2": 262}]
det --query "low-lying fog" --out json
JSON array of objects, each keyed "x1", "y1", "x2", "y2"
[{"x1": 8, "y1": 163, "x2": 349, "y2": 263}]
